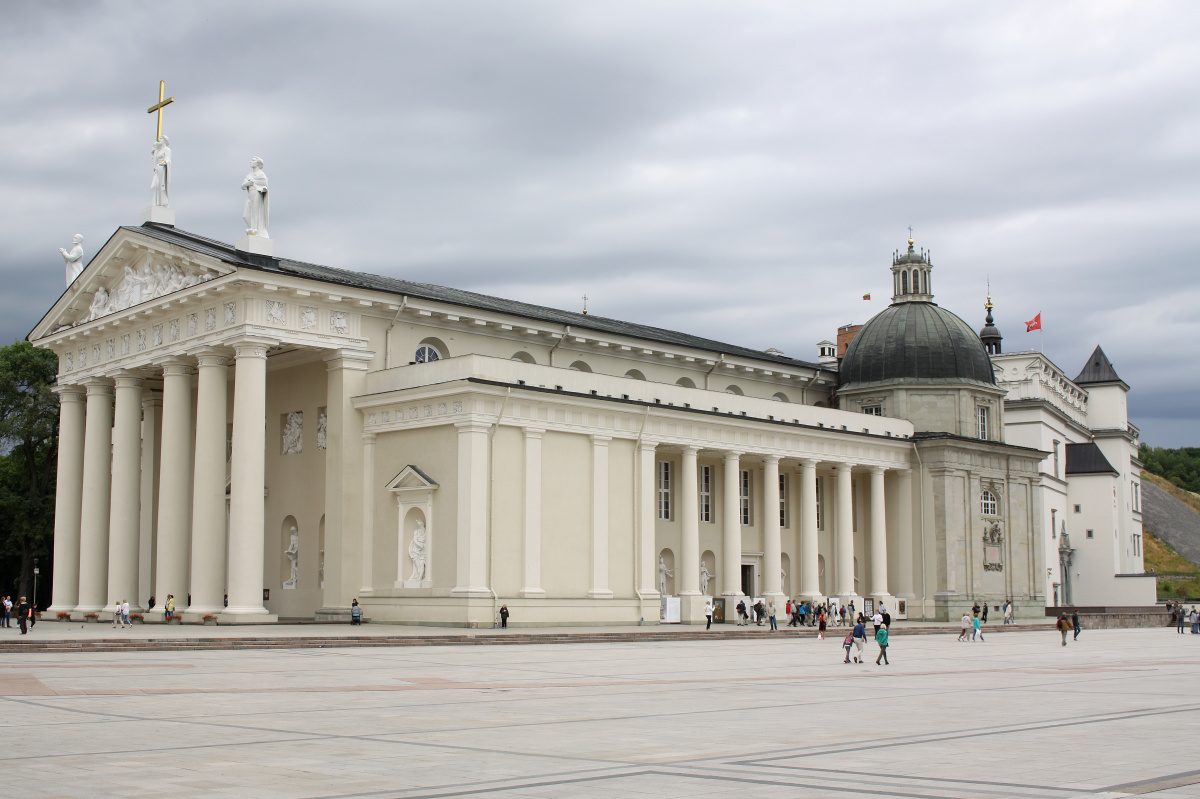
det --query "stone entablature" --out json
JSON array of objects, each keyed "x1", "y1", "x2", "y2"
[{"x1": 992, "y1": 351, "x2": 1088, "y2": 428}]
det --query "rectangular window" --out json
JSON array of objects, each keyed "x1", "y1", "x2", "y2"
[
  {"x1": 1073, "y1": 504, "x2": 1081, "y2": 513},
  {"x1": 1053, "y1": 441, "x2": 1061, "y2": 479},
  {"x1": 815, "y1": 477, "x2": 823, "y2": 530},
  {"x1": 779, "y1": 474, "x2": 789, "y2": 528},
  {"x1": 1086, "y1": 529, "x2": 1094, "y2": 539},
  {"x1": 862, "y1": 405, "x2": 882, "y2": 416},
  {"x1": 977, "y1": 406, "x2": 989, "y2": 440},
  {"x1": 657, "y1": 461, "x2": 671, "y2": 521},
  {"x1": 699, "y1": 465, "x2": 712, "y2": 523},
  {"x1": 1132, "y1": 481, "x2": 1140, "y2": 512},
  {"x1": 1051, "y1": 509, "x2": 1057, "y2": 539},
  {"x1": 1134, "y1": 534, "x2": 1142, "y2": 556},
  {"x1": 739, "y1": 469, "x2": 751, "y2": 526}
]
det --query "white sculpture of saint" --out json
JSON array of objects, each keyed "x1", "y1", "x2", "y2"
[
  {"x1": 699, "y1": 563, "x2": 712, "y2": 596},
  {"x1": 316, "y1": 409, "x2": 327, "y2": 451},
  {"x1": 283, "y1": 525, "x2": 299, "y2": 588},
  {"x1": 781, "y1": 568, "x2": 788, "y2": 592},
  {"x1": 408, "y1": 519, "x2": 427, "y2": 581},
  {"x1": 86, "y1": 286, "x2": 110, "y2": 322},
  {"x1": 318, "y1": 547, "x2": 325, "y2": 589},
  {"x1": 282, "y1": 411, "x2": 303, "y2": 455},
  {"x1": 60, "y1": 234, "x2": 84, "y2": 286},
  {"x1": 151, "y1": 136, "x2": 171, "y2": 207},
  {"x1": 241, "y1": 157, "x2": 270, "y2": 238},
  {"x1": 658, "y1": 556, "x2": 673, "y2": 596}
]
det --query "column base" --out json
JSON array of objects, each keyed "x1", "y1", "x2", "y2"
[
  {"x1": 835, "y1": 594, "x2": 863, "y2": 617},
  {"x1": 518, "y1": 588, "x2": 547, "y2": 598},
  {"x1": 587, "y1": 589, "x2": 614, "y2": 599},
  {"x1": 798, "y1": 592, "x2": 825, "y2": 604},
  {"x1": 871, "y1": 593, "x2": 897, "y2": 616},
  {"x1": 46, "y1": 604, "x2": 78, "y2": 616},
  {"x1": 679, "y1": 593, "x2": 710, "y2": 624},
  {"x1": 450, "y1": 586, "x2": 493, "y2": 598}
]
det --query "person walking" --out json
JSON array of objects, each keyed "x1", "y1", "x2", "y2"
[
  {"x1": 1003, "y1": 600, "x2": 1013, "y2": 625},
  {"x1": 16, "y1": 597, "x2": 29, "y2": 635},
  {"x1": 881, "y1": 607, "x2": 892, "y2": 630},
  {"x1": 753, "y1": 600, "x2": 766, "y2": 627},
  {"x1": 112, "y1": 600, "x2": 122, "y2": 628},
  {"x1": 1056, "y1": 614, "x2": 1071, "y2": 646},
  {"x1": 838, "y1": 605, "x2": 847, "y2": 627},
  {"x1": 797, "y1": 601, "x2": 806, "y2": 627},
  {"x1": 842, "y1": 631, "x2": 854, "y2": 663},
  {"x1": 972, "y1": 612, "x2": 984, "y2": 642},
  {"x1": 875, "y1": 624, "x2": 889, "y2": 665},
  {"x1": 818, "y1": 610, "x2": 827, "y2": 640},
  {"x1": 1179, "y1": 605, "x2": 1187, "y2": 634},
  {"x1": 767, "y1": 600, "x2": 778, "y2": 631},
  {"x1": 165, "y1": 594, "x2": 175, "y2": 622},
  {"x1": 121, "y1": 599, "x2": 131, "y2": 628},
  {"x1": 958, "y1": 612, "x2": 972, "y2": 642},
  {"x1": 981, "y1": 603, "x2": 989, "y2": 624},
  {"x1": 871, "y1": 609, "x2": 883, "y2": 637},
  {"x1": 704, "y1": 598, "x2": 713, "y2": 630},
  {"x1": 1072, "y1": 610, "x2": 1081, "y2": 641},
  {"x1": 851, "y1": 617, "x2": 867, "y2": 663},
  {"x1": 350, "y1": 599, "x2": 362, "y2": 625}
]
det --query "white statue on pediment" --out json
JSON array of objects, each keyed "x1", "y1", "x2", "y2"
[
  {"x1": 241, "y1": 157, "x2": 270, "y2": 238},
  {"x1": 60, "y1": 234, "x2": 84, "y2": 286},
  {"x1": 86, "y1": 286, "x2": 110, "y2": 322}
]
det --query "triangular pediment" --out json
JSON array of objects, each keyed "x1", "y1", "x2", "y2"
[
  {"x1": 386, "y1": 465, "x2": 439, "y2": 492},
  {"x1": 29, "y1": 225, "x2": 236, "y2": 342}
]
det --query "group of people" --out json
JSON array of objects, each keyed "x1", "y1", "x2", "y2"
[
  {"x1": 111, "y1": 599, "x2": 132, "y2": 627},
  {"x1": 1168, "y1": 601, "x2": 1198, "y2": 634},
  {"x1": 958, "y1": 602, "x2": 989, "y2": 642},
  {"x1": 4, "y1": 596, "x2": 35, "y2": 634},
  {"x1": 843, "y1": 609, "x2": 891, "y2": 664},
  {"x1": 1054, "y1": 611, "x2": 1082, "y2": 645}
]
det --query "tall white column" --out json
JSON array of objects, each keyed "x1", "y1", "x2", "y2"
[
  {"x1": 76, "y1": 378, "x2": 114, "y2": 613},
  {"x1": 895, "y1": 469, "x2": 915, "y2": 601},
  {"x1": 798, "y1": 458, "x2": 821, "y2": 601},
  {"x1": 106, "y1": 372, "x2": 144, "y2": 613},
  {"x1": 360, "y1": 432, "x2": 377, "y2": 593},
  {"x1": 637, "y1": 439, "x2": 659, "y2": 598},
  {"x1": 869, "y1": 466, "x2": 893, "y2": 608},
  {"x1": 156, "y1": 358, "x2": 194, "y2": 611},
  {"x1": 47, "y1": 386, "x2": 86, "y2": 614},
  {"x1": 589, "y1": 435, "x2": 613, "y2": 598},
  {"x1": 721, "y1": 451, "x2": 743, "y2": 596},
  {"x1": 186, "y1": 350, "x2": 229, "y2": 616},
  {"x1": 226, "y1": 340, "x2": 273, "y2": 617},
  {"x1": 762, "y1": 456, "x2": 783, "y2": 602},
  {"x1": 452, "y1": 421, "x2": 490, "y2": 597},
  {"x1": 834, "y1": 463, "x2": 857, "y2": 601},
  {"x1": 679, "y1": 446, "x2": 700, "y2": 596},
  {"x1": 138, "y1": 389, "x2": 162, "y2": 607},
  {"x1": 520, "y1": 427, "x2": 545, "y2": 597}
]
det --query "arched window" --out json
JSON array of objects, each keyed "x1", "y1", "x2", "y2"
[
  {"x1": 724, "y1": 385, "x2": 744, "y2": 396},
  {"x1": 676, "y1": 377, "x2": 697, "y2": 388},
  {"x1": 510, "y1": 351, "x2": 535, "y2": 363},
  {"x1": 922, "y1": 270, "x2": 928, "y2": 294},
  {"x1": 568, "y1": 360, "x2": 592, "y2": 372},
  {"x1": 981, "y1": 490, "x2": 998, "y2": 516},
  {"x1": 772, "y1": 392, "x2": 789, "y2": 403},
  {"x1": 625, "y1": 369, "x2": 646, "y2": 381},
  {"x1": 901, "y1": 271, "x2": 909, "y2": 294},
  {"x1": 414, "y1": 342, "x2": 441, "y2": 363}
]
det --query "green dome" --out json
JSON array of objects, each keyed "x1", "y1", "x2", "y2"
[{"x1": 839, "y1": 301, "x2": 996, "y2": 390}]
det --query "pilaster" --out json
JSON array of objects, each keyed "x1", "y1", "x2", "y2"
[
  {"x1": 360, "y1": 432, "x2": 377, "y2": 593},
  {"x1": 588, "y1": 435, "x2": 613, "y2": 598},
  {"x1": 451, "y1": 421, "x2": 491, "y2": 599},
  {"x1": 520, "y1": 427, "x2": 546, "y2": 598},
  {"x1": 636, "y1": 439, "x2": 659, "y2": 601}
]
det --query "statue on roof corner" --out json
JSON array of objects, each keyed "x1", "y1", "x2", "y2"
[
  {"x1": 60, "y1": 234, "x2": 84, "y2": 286},
  {"x1": 241, "y1": 156, "x2": 270, "y2": 238},
  {"x1": 151, "y1": 136, "x2": 171, "y2": 207}
]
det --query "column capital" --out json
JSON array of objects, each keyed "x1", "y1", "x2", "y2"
[
  {"x1": 723, "y1": 450, "x2": 744, "y2": 461},
  {"x1": 522, "y1": 426, "x2": 546, "y2": 438},
  {"x1": 141, "y1": 392, "x2": 163, "y2": 409},
  {"x1": 761, "y1": 454, "x2": 781, "y2": 466},
  {"x1": 869, "y1": 465, "x2": 886, "y2": 475},
  {"x1": 80, "y1": 376, "x2": 114, "y2": 394},
  {"x1": 111, "y1": 370, "x2": 145, "y2": 390},
  {"x1": 362, "y1": 431, "x2": 378, "y2": 444},
  {"x1": 834, "y1": 462, "x2": 855, "y2": 475},
  {"x1": 188, "y1": 346, "x2": 232, "y2": 368},
  {"x1": 159, "y1": 355, "x2": 196, "y2": 376},
  {"x1": 324, "y1": 348, "x2": 374, "y2": 372},
  {"x1": 681, "y1": 444, "x2": 700, "y2": 455},
  {"x1": 798, "y1": 457, "x2": 820, "y2": 469},
  {"x1": 454, "y1": 420, "x2": 491, "y2": 433},
  {"x1": 226, "y1": 336, "x2": 277, "y2": 359},
  {"x1": 638, "y1": 438, "x2": 659, "y2": 452},
  {"x1": 591, "y1": 434, "x2": 613, "y2": 444},
  {"x1": 53, "y1": 384, "x2": 87, "y2": 402}
]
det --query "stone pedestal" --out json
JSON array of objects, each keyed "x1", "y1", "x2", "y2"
[
  {"x1": 235, "y1": 235, "x2": 274, "y2": 256},
  {"x1": 679, "y1": 593, "x2": 709, "y2": 624},
  {"x1": 140, "y1": 206, "x2": 176, "y2": 225}
]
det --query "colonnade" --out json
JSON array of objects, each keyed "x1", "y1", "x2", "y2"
[{"x1": 47, "y1": 338, "x2": 275, "y2": 619}]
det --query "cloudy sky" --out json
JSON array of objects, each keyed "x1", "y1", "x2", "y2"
[{"x1": 3, "y1": 2, "x2": 1198, "y2": 445}]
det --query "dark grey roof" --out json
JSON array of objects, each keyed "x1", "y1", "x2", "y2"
[
  {"x1": 1065, "y1": 442, "x2": 1118, "y2": 475},
  {"x1": 127, "y1": 224, "x2": 824, "y2": 372},
  {"x1": 838, "y1": 301, "x2": 997, "y2": 390},
  {"x1": 1074, "y1": 345, "x2": 1122, "y2": 385}
]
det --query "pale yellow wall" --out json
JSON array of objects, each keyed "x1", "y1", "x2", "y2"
[
  {"x1": 607, "y1": 438, "x2": 636, "y2": 599},
  {"x1": 490, "y1": 426, "x2": 525, "y2": 597},
  {"x1": 540, "y1": 431, "x2": 594, "y2": 597},
  {"x1": 263, "y1": 360, "x2": 329, "y2": 619}
]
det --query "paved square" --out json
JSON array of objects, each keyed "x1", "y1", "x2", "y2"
[{"x1": 1, "y1": 627, "x2": 1197, "y2": 798}]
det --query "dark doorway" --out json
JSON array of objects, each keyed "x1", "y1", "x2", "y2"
[{"x1": 740, "y1": 564, "x2": 755, "y2": 598}]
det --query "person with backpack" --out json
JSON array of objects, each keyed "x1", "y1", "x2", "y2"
[
  {"x1": 1056, "y1": 614, "x2": 1071, "y2": 646},
  {"x1": 735, "y1": 600, "x2": 748, "y2": 626},
  {"x1": 817, "y1": 609, "x2": 827, "y2": 640},
  {"x1": 875, "y1": 624, "x2": 889, "y2": 665},
  {"x1": 842, "y1": 631, "x2": 854, "y2": 663}
]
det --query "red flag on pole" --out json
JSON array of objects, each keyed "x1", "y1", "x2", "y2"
[{"x1": 1025, "y1": 313, "x2": 1042, "y2": 332}]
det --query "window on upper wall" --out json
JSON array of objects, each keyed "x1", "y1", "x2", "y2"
[
  {"x1": 1086, "y1": 529, "x2": 1094, "y2": 539},
  {"x1": 1134, "y1": 533, "x2": 1142, "y2": 556},
  {"x1": 815, "y1": 477, "x2": 824, "y2": 530},
  {"x1": 863, "y1": 405, "x2": 882, "y2": 416},
  {"x1": 1074, "y1": 504, "x2": 1081, "y2": 513},
  {"x1": 739, "y1": 469, "x2": 752, "y2": 526},
  {"x1": 1132, "y1": 481, "x2": 1140, "y2": 512},
  {"x1": 1053, "y1": 441, "x2": 1061, "y2": 479},
  {"x1": 1051, "y1": 508, "x2": 1057, "y2": 539},
  {"x1": 977, "y1": 406, "x2": 989, "y2": 440},
  {"x1": 414, "y1": 343, "x2": 441, "y2": 363},
  {"x1": 981, "y1": 490, "x2": 999, "y2": 516},
  {"x1": 779, "y1": 474, "x2": 789, "y2": 528},
  {"x1": 699, "y1": 465, "x2": 712, "y2": 523},
  {"x1": 657, "y1": 461, "x2": 672, "y2": 521}
]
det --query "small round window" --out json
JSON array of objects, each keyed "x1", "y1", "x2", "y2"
[{"x1": 415, "y1": 344, "x2": 441, "y2": 363}]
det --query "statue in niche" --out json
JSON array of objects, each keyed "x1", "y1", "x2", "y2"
[
  {"x1": 408, "y1": 519, "x2": 427, "y2": 581},
  {"x1": 60, "y1": 234, "x2": 84, "y2": 286},
  {"x1": 283, "y1": 525, "x2": 299, "y2": 588},
  {"x1": 151, "y1": 136, "x2": 171, "y2": 207},
  {"x1": 699, "y1": 562, "x2": 712, "y2": 595},
  {"x1": 316, "y1": 409, "x2": 327, "y2": 451},
  {"x1": 282, "y1": 411, "x2": 303, "y2": 455},
  {"x1": 241, "y1": 156, "x2": 270, "y2": 237},
  {"x1": 318, "y1": 546, "x2": 325, "y2": 589},
  {"x1": 658, "y1": 556, "x2": 673, "y2": 596}
]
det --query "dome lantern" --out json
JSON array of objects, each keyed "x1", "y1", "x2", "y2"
[{"x1": 891, "y1": 235, "x2": 934, "y2": 303}]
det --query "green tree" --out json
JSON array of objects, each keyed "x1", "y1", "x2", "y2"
[
  {"x1": 0, "y1": 341, "x2": 60, "y2": 607},
  {"x1": 1139, "y1": 445, "x2": 1200, "y2": 493}
]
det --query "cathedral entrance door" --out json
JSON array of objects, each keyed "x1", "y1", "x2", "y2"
[{"x1": 740, "y1": 564, "x2": 755, "y2": 598}]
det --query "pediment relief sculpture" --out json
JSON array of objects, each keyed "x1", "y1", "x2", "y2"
[{"x1": 80, "y1": 262, "x2": 213, "y2": 324}]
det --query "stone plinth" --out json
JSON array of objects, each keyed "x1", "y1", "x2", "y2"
[
  {"x1": 140, "y1": 206, "x2": 176, "y2": 225},
  {"x1": 235, "y1": 235, "x2": 274, "y2": 255}
]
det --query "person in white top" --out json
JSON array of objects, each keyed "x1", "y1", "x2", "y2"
[
  {"x1": 121, "y1": 600, "x2": 131, "y2": 628},
  {"x1": 2, "y1": 596, "x2": 11, "y2": 628},
  {"x1": 704, "y1": 598, "x2": 714, "y2": 630},
  {"x1": 871, "y1": 611, "x2": 884, "y2": 636},
  {"x1": 958, "y1": 612, "x2": 972, "y2": 642}
]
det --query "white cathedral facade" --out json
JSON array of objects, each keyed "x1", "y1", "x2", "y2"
[{"x1": 33, "y1": 219, "x2": 1151, "y2": 627}]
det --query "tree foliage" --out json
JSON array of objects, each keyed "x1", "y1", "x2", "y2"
[
  {"x1": 1139, "y1": 445, "x2": 1200, "y2": 494},
  {"x1": 0, "y1": 341, "x2": 60, "y2": 607}
]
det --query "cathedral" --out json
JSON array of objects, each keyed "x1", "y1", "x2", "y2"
[{"x1": 33, "y1": 189, "x2": 1152, "y2": 626}]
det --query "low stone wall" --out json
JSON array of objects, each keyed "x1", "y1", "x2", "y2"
[{"x1": 1045, "y1": 606, "x2": 1170, "y2": 629}]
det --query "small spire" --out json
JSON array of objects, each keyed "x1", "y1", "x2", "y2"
[{"x1": 582, "y1": 294, "x2": 588, "y2": 315}]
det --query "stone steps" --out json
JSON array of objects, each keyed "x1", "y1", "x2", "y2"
[{"x1": 0, "y1": 622, "x2": 1054, "y2": 654}]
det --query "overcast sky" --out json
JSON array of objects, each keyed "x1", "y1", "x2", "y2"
[{"x1": 3, "y1": 2, "x2": 1198, "y2": 446}]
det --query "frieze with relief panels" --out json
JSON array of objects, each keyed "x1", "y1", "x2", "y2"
[{"x1": 242, "y1": 296, "x2": 361, "y2": 343}]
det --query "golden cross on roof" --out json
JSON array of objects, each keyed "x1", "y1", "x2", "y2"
[
  {"x1": 582, "y1": 294, "x2": 589, "y2": 315},
  {"x1": 147, "y1": 80, "x2": 175, "y2": 141}
]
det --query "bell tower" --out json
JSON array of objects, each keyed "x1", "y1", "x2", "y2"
[
  {"x1": 979, "y1": 296, "x2": 1003, "y2": 355},
  {"x1": 890, "y1": 233, "x2": 934, "y2": 304}
]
